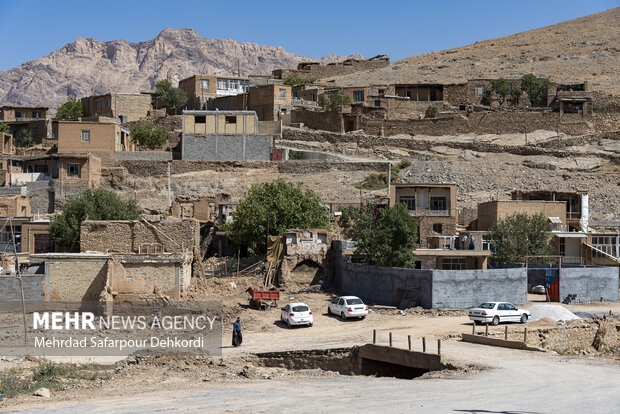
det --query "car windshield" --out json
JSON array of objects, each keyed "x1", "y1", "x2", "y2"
[
  {"x1": 292, "y1": 306, "x2": 309, "y2": 312},
  {"x1": 478, "y1": 303, "x2": 496, "y2": 309},
  {"x1": 346, "y1": 299, "x2": 363, "y2": 305}
]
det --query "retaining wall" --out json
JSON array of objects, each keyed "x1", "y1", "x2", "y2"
[{"x1": 115, "y1": 151, "x2": 173, "y2": 161}]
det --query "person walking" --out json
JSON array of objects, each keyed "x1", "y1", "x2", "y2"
[
  {"x1": 469, "y1": 235, "x2": 476, "y2": 250},
  {"x1": 232, "y1": 317, "x2": 242, "y2": 347}
]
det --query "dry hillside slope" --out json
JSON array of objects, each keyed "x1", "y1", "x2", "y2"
[{"x1": 326, "y1": 8, "x2": 620, "y2": 99}]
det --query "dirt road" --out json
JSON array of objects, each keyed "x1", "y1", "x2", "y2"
[{"x1": 8, "y1": 341, "x2": 620, "y2": 414}]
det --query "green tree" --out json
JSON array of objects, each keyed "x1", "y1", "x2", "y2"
[
  {"x1": 508, "y1": 86, "x2": 522, "y2": 106},
  {"x1": 225, "y1": 179, "x2": 329, "y2": 255},
  {"x1": 320, "y1": 92, "x2": 351, "y2": 110},
  {"x1": 425, "y1": 106, "x2": 438, "y2": 118},
  {"x1": 342, "y1": 203, "x2": 418, "y2": 268},
  {"x1": 0, "y1": 123, "x2": 9, "y2": 134},
  {"x1": 14, "y1": 129, "x2": 33, "y2": 148},
  {"x1": 488, "y1": 212, "x2": 553, "y2": 263},
  {"x1": 480, "y1": 89, "x2": 492, "y2": 106},
  {"x1": 520, "y1": 74, "x2": 551, "y2": 106},
  {"x1": 491, "y1": 78, "x2": 510, "y2": 106},
  {"x1": 155, "y1": 80, "x2": 187, "y2": 112},
  {"x1": 130, "y1": 125, "x2": 168, "y2": 149},
  {"x1": 49, "y1": 188, "x2": 141, "y2": 251},
  {"x1": 55, "y1": 98, "x2": 83, "y2": 119}
]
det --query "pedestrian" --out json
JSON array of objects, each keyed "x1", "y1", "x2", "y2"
[
  {"x1": 461, "y1": 235, "x2": 467, "y2": 250},
  {"x1": 469, "y1": 235, "x2": 475, "y2": 250},
  {"x1": 232, "y1": 317, "x2": 242, "y2": 347}
]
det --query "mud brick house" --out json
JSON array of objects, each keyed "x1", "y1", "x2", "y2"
[
  {"x1": 179, "y1": 75, "x2": 249, "y2": 110},
  {"x1": 81, "y1": 93, "x2": 153, "y2": 123},
  {"x1": 55, "y1": 118, "x2": 133, "y2": 159},
  {"x1": 0, "y1": 105, "x2": 52, "y2": 145},
  {"x1": 208, "y1": 84, "x2": 293, "y2": 122}
]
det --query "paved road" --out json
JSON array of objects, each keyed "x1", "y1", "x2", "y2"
[{"x1": 7, "y1": 342, "x2": 620, "y2": 414}]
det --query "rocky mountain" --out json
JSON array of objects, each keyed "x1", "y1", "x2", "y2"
[
  {"x1": 0, "y1": 28, "x2": 361, "y2": 109},
  {"x1": 326, "y1": 8, "x2": 620, "y2": 103}
]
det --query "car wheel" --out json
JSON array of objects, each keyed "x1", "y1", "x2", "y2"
[
  {"x1": 309, "y1": 323, "x2": 313, "y2": 327},
  {"x1": 280, "y1": 315, "x2": 284, "y2": 322},
  {"x1": 287, "y1": 319, "x2": 292, "y2": 328},
  {"x1": 340, "y1": 312, "x2": 347, "y2": 321},
  {"x1": 360, "y1": 316, "x2": 366, "y2": 320},
  {"x1": 327, "y1": 307, "x2": 331, "y2": 315},
  {"x1": 492, "y1": 316, "x2": 500, "y2": 326},
  {"x1": 520, "y1": 314, "x2": 528, "y2": 324}
]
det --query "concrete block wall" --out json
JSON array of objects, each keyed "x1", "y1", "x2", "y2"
[
  {"x1": 560, "y1": 267, "x2": 619, "y2": 302},
  {"x1": 0, "y1": 275, "x2": 45, "y2": 304},
  {"x1": 182, "y1": 134, "x2": 273, "y2": 161},
  {"x1": 431, "y1": 268, "x2": 527, "y2": 308}
]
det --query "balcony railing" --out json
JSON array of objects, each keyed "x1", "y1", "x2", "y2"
[{"x1": 408, "y1": 209, "x2": 451, "y2": 217}]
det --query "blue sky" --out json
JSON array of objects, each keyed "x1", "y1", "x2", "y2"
[{"x1": 0, "y1": 0, "x2": 616, "y2": 71}]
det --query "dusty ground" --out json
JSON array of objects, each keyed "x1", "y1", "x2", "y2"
[{"x1": 2, "y1": 279, "x2": 619, "y2": 412}]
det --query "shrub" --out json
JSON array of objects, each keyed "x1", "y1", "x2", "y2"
[
  {"x1": 130, "y1": 125, "x2": 168, "y2": 149},
  {"x1": 425, "y1": 106, "x2": 438, "y2": 118}
]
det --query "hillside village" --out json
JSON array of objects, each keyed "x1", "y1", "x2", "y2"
[{"x1": 0, "y1": 7, "x2": 619, "y2": 412}]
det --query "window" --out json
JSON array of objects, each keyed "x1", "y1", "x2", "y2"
[
  {"x1": 398, "y1": 196, "x2": 415, "y2": 211},
  {"x1": 81, "y1": 130, "x2": 90, "y2": 142},
  {"x1": 431, "y1": 197, "x2": 447, "y2": 211},
  {"x1": 475, "y1": 86, "x2": 485, "y2": 97},
  {"x1": 225, "y1": 116, "x2": 237, "y2": 124},
  {"x1": 482, "y1": 236, "x2": 492, "y2": 251},
  {"x1": 194, "y1": 115, "x2": 206, "y2": 123},
  {"x1": 217, "y1": 79, "x2": 228, "y2": 90},
  {"x1": 432, "y1": 223, "x2": 443, "y2": 233},
  {"x1": 279, "y1": 88, "x2": 287, "y2": 99},
  {"x1": 15, "y1": 111, "x2": 21, "y2": 118},
  {"x1": 378, "y1": 89, "x2": 385, "y2": 95},
  {"x1": 353, "y1": 90, "x2": 364, "y2": 102},
  {"x1": 591, "y1": 235, "x2": 618, "y2": 258},
  {"x1": 292, "y1": 305, "x2": 309, "y2": 312},
  {"x1": 201, "y1": 79, "x2": 210, "y2": 89},
  {"x1": 375, "y1": 100, "x2": 381, "y2": 107},
  {"x1": 229, "y1": 80, "x2": 239, "y2": 89},
  {"x1": 68, "y1": 164, "x2": 80, "y2": 176},
  {"x1": 32, "y1": 111, "x2": 42, "y2": 119},
  {"x1": 32, "y1": 128, "x2": 39, "y2": 140},
  {"x1": 441, "y1": 258, "x2": 466, "y2": 270},
  {"x1": 34, "y1": 234, "x2": 54, "y2": 254}
]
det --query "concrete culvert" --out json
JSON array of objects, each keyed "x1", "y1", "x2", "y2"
[{"x1": 253, "y1": 346, "x2": 450, "y2": 380}]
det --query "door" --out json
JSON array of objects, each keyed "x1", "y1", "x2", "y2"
[
  {"x1": 504, "y1": 303, "x2": 520, "y2": 321},
  {"x1": 545, "y1": 268, "x2": 560, "y2": 302}
]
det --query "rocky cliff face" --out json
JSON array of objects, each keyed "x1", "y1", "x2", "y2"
[{"x1": 0, "y1": 28, "x2": 360, "y2": 109}]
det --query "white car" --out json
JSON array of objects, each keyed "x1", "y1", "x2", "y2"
[
  {"x1": 468, "y1": 302, "x2": 530, "y2": 326},
  {"x1": 328, "y1": 296, "x2": 368, "y2": 320},
  {"x1": 281, "y1": 303, "x2": 313, "y2": 328}
]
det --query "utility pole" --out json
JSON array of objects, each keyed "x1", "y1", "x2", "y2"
[
  {"x1": 387, "y1": 163, "x2": 391, "y2": 202},
  {"x1": 167, "y1": 162, "x2": 171, "y2": 208}
]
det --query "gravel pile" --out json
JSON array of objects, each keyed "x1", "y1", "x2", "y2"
[{"x1": 527, "y1": 304, "x2": 581, "y2": 322}]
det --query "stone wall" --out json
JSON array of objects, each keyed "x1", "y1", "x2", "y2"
[
  {"x1": 182, "y1": 134, "x2": 273, "y2": 161},
  {"x1": 114, "y1": 151, "x2": 173, "y2": 161},
  {"x1": 274, "y1": 56, "x2": 389, "y2": 80},
  {"x1": 291, "y1": 109, "x2": 343, "y2": 133},
  {"x1": 560, "y1": 267, "x2": 619, "y2": 302},
  {"x1": 362, "y1": 112, "x2": 592, "y2": 137},
  {"x1": 0, "y1": 275, "x2": 45, "y2": 304}
]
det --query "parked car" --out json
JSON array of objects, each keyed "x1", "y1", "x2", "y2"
[
  {"x1": 468, "y1": 302, "x2": 530, "y2": 325},
  {"x1": 280, "y1": 303, "x2": 313, "y2": 328},
  {"x1": 328, "y1": 296, "x2": 368, "y2": 320}
]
